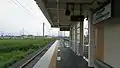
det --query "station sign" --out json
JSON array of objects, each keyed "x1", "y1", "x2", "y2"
[
  {"x1": 70, "y1": 15, "x2": 85, "y2": 22},
  {"x1": 93, "y1": 3, "x2": 111, "y2": 24},
  {"x1": 60, "y1": 27, "x2": 70, "y2": 31}
]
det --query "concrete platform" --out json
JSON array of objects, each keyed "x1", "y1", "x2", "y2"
[
  {"x1": 32, "y1": 40, "x2": 89, "y2": 68},
  {"x1": 33, "y1": 40, "x2": 59, "y2": 68},
  {"x1": 56, "y1": 45, "x2": 89, "y2": 68}
]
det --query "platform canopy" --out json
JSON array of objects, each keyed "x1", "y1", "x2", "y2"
[{"x1": 35, "y1": 0, "x2": 109, "y2": 31}]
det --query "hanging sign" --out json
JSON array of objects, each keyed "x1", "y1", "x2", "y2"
[
  {"x1": 93, "y1": 3, "x2": 111, "y2": 24},
  {"x1": 60, "y1": 27, "x2": 70, "y2": 31}
]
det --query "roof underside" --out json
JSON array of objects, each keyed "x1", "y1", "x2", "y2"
[{"x1": 35, "y1": 0, "x2": 109, "y2": 31}]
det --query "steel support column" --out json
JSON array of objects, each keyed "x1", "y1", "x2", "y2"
[
  {"x1": 80, "y1": 21, "x2": 84, "y2": 56},
  {"x1": 71, "y1": 25, "x2": 75, "y2": 52},
  {"x1": 75, "y1": 24, "x2": 77, "y2": 53},
  {"x1": 70, "y1": 27, "x2": 72, "y2": 49},
  {"x1": 88, "y1": 11, "x2": 95, "y2": 67}
]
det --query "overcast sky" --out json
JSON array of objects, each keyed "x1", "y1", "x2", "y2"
[{"x1": 0, "y1": 0, "x2": 87, "y2": 36}]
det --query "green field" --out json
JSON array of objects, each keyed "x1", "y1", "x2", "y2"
[{"x1": 0, "y1": 38, "x2": 55, "y2": 68}]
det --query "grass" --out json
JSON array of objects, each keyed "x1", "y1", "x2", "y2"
[{"x1": 0, "y1": 38, "x2": 55, "y2": 68}]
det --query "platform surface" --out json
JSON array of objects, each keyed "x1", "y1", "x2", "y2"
[{"x1": 33, "y1": 40, "x2": 59, "y2": 68}]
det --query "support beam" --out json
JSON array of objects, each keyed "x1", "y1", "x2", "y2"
[
  {"x1": 80, "y1": 21, "x2": 84, "y2": 56},
  {"x1": 35, "y1": 0, "x2": 53, "y2": 26}
]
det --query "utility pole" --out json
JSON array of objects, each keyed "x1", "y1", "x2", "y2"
[
  {"x1": 58, "y1": 30, "x2": 59, "y2": 37},
  {"x1": 64, "y1": 31, "x2": 65, "y2": 37},
  {"x1": 22, "y1": 28, "x2": 24, "y2": 35},
  {"x1": 49, "y1": 28, "x2": 52, "y2": 37},
  {"x1": 43, "y1": 22, "x2": 45, "y2": 38},
  {"x1": 37, "y1": 32, "x2": 39, "y2": 36},
  {"x1": 43, "y1": 22, "x2": 45, "y2": 46}
]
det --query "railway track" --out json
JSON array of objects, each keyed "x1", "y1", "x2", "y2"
[{"x1": 19, "y1": 46, "x2": 48, "y2": 68}]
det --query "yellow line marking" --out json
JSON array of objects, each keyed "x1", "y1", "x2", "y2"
[{"x1": 49, "y1": 46, "x2": 59, "y2": 68}]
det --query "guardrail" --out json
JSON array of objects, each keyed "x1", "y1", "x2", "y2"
[{"x1": 94, "y1": 59, "x2": 113, "y2": 68}]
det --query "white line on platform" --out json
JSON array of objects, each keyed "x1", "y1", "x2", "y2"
[
  {"x1": 66, "y1": 46, "x2": 70, "y2": 48},
  {"x1": 83, "y1": 56, "x2": 89, "y2": 62},
  {"x1": 57, "y1": 49, "x2": 60, "y2": 52},
  {"x1": 57, "y1": 57, "x2": 61, "y2": 61}
]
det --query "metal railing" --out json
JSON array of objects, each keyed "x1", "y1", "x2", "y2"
[{"x1": 83, "y1": 45, "x2": 89, "y2": 59}]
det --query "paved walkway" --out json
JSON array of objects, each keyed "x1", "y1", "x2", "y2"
[
  {"x1": 56, "y1": 46, "x2": 89, "y2": 68},
  {"x1": 32, "y1": 40, "x2": 89, "y2": 68}
]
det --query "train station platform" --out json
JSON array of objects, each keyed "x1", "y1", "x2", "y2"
[
  {"x1": 56, "y1": 42, "x2": 89, "y2": 68},
  {"x1": 33, "y1": 40, "x2": 88, "y2": 68},
  {"x1": 33, "y1": 40, "x2": 59, "y2": 68}
]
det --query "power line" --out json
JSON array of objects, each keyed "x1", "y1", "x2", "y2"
[
  {"x1": 15, "y1": 0, "x2": 31, "y2": 13},
  {"x1": 11, "y1": 0, "x2": 45, "y2": 25},
  {"x1": 10, "y1": 0, "x2": 35, "y2": 17},
  {"x1": 10, "y1": 0, "x2": 21, "y2": 8}
]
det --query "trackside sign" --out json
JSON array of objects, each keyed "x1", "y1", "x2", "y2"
[{"x1": 93, "y1": 3, "x2": 111, "y2": 24}]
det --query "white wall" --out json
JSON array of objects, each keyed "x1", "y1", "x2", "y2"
[{"x1": 104, "y1": 18, "x2": 120, "y2": 68}]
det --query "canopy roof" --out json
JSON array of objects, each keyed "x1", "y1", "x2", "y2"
[{"x1": 35, "y1": 0, "x2": 109, "y2": 30}]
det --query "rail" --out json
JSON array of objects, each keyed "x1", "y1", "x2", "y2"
[
  {"x1": 19, "y1": 45, "x2": 48, "y2": 68},
  {"x1": 19, "y1": 41, "x2": 55, "y2": 68}
]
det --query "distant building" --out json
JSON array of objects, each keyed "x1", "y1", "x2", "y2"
[
  {"x1": 11, "y1": 36, "x2": 22, "y2": 39},
  {"x1": 27, "y1": 35, "x2": 35, "y2": 39},
  {"x1": 21, "y1": 35, "x2": 27, "y2": 39},
  {"x1": 2, "y1": 35, "x2": 11, "y2": 39}
]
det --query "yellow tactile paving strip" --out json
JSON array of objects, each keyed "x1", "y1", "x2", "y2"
[
  {"x1": 33, "y1": 40, "x2": 59, "y2": 68},
  {"x1": 49, "y1": 45, "x2": 59, "y2": 68}
]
